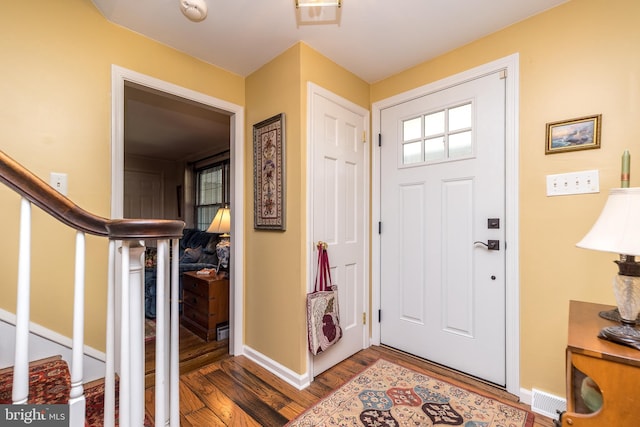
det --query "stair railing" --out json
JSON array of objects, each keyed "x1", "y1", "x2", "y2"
[{"x1": 0, "y1": 150, "x2": 183, "y2": 427}]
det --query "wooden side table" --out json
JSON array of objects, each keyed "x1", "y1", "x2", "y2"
[
  {"x1": 181, "y1": 271, "x2": 229, "y2": 341},
  {"x1": 560, "y1": 300, "x2": 640, "y2": 426}
]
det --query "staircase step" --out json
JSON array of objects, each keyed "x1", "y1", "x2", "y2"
[
  {"x1": 0, "y1": 356, "x2": 152, "y2": 426},
  {"x1": 0, "y1": 355, "x2": 70, "y2": 405}
]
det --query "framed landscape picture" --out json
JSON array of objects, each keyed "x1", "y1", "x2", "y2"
[
  {"x1": 545, "y1": 114, "x2": 601, "y2": 154},
  {"x1": 253, "y1": 113, "x2": 286, "y2": 230}
]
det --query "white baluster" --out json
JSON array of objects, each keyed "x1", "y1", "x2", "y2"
[
  {"x1": 119, "y1": 242, "x2": 131, "y2": 427},
  {"x1": 69, "y1": 231, "x2": 86, "y2": 427},
  {"x1": 12, "y1": 198, "x2": 31, "y2": 405},
  {"x1": 104, "y1": 240, "x2": 116, "y2": 427},
  {"x1": 129, "y1": 243, "x2": 145, "y2": 427},
  {"x1": 155, "y1": 240, "x2": 168, "y2": 425},
  {"x1": 170, "y1": 238, "x2": 180, "y2": 427}
]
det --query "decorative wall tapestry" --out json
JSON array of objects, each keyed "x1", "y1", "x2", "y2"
[{"x1": 253, "y1": 113, "x2": 286, "y2": 230}]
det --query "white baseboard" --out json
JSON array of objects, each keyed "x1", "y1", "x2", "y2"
[
  {"x1": 0, "y1": 308, "x2": 106, "y2": 382},
  {"x1": 242, "y1": 345, "x2": 311, "y2": 390}
]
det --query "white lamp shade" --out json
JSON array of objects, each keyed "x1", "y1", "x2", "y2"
[
  {"x1": 207, "y1": 206, "x2": 231, "y2": 235},
  {"x1": 577, "y1": 188, "x2": 640, "y2": 255}
]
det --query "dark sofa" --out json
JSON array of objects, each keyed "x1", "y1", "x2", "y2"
[{"x1": 144, "y1": 228, "x2": 220, "y2": 318}]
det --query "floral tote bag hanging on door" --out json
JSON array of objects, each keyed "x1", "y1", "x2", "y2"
[{"x1": 307, "y1": 242, "x2": 342, "y2": 355}]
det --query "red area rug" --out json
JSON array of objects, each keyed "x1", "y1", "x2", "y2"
[{"x1": 287, "y1": 359, "x2": 534, "y2": 427}]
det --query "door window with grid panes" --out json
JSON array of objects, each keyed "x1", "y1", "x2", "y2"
[
  {"x1": 401, "y1": 102, "x2": 473, "y2": 166},
  {"x1": 195, "y1": 161, "x2": 229, "y2": 230}
]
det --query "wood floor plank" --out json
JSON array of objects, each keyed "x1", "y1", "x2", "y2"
[
  {"x1": 178, "y1": 379, "x2": 208, "y2": 414},
  {"x1": 182, "y1": 369, "x2": 248, "y2": 425},
  {"x1": 204, "y1": 369, "x2": 289, "y2": 427},
  {"x1": 218, "y1": 358, "x2": 292, "y2": 411},
  {"x1": 231, "y1": 356, "x2": 319, "y2": 408},
  {"x1": 183, "y1": 406, "x2": 227, "y2": 427},
  {"x1": 277, "y1": 401, "x2": 308, "y2": 420}
]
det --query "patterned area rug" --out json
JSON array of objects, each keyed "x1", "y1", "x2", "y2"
[{"x1": 288, "y1": 359, "x2": 535, "y2": 427}]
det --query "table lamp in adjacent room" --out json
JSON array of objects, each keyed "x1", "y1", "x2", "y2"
[
  {"x1": 576, "y1": 187, "x2": 640, "y2": 349},
  {"x1": 207, "y1": 205, "x2": 231, "y2": 273}
]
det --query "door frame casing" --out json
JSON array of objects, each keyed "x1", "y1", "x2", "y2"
[
  {"x1": 306, "y1": 82, "x2": 371, "y2": 378},
  {"x1": 110, "y1": 65, "x2": 245, "y2": 356},
  {"x1": 371, "y1": 54, "x2": 520, "y2": 396}
]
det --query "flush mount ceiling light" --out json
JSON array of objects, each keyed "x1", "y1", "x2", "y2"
[
  {"x1": 180, "y1": 0, "x2": 208, "y2": 22},
  {"x1": 296, "y1": 0, "x2": 341, "y2": 7},
  {"x1": 295, "y1": 0, "x2": 342, "y2": 25}
]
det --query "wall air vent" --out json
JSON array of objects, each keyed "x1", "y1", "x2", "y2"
[{"x1": 531, "y1": 388, "x2": 566, "y2": 419}]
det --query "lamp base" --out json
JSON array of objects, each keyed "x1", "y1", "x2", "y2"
[
  {"x1": 598, "y1": 324, "x2": 640, "y2": 350},
  {"x1": 599, "y1": 308, "x2": 640, "y2": 323}
]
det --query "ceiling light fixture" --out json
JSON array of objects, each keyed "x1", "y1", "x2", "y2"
[
  {"x1": 180, "y1": 0, "x2": 208, "y2": 22},
  {"x1": 296, "y1": 0, "x2": 342, "y2": 7},
  {"x1": 295, "y1": 0, "x2": 342, "y2": 25}
]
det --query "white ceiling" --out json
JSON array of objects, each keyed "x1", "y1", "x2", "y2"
[
  {"x1": 124, "y1": 83, "x2": 230, "y2": 161},
  {"x1": 102, "y1": 0, "x2": 567, "y2": 161},
  {"x1": 92, "y1": 0, "x2": 566, "y2": 83}
]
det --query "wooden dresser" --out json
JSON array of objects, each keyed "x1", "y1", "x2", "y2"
[
  {"x1": 560, "y1": 300, "x2": 640, "y2": 426},
  {"x1": 181, "y1": 271, "x2": 229, "y2": 341}
]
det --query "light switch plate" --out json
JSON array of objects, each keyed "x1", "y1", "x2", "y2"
[
  {"x1": 546, "y1": 169, "x2": 599, "y2": 196},
  {"x1": 50, "y1": 172, "x2": 68, "y2": 196}
]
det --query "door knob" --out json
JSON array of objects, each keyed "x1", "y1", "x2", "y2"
[{"x1": 473, "y1": 240, "x2": 500, "y2": 251}]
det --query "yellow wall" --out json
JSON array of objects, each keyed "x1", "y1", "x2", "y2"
[
  {"x1": 244, "y1": 43, "x2": 369, "y2": 373},
  {"x1": 244, "y1": 45, "x2": 305, "y2": 371},
  {"x1": 372, "y1": 0, "x2": 640, "y2": 395},
  {"x1": 0, "y1": 0, "x2": 244, "y2": 351}
]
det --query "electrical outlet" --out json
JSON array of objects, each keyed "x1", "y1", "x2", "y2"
[
  {"x1": 546, "y1": 170, "x2": 599, "y2": 196},
  {"x1": 50, "y1": 172, "x2": 68, "y2": 196}
]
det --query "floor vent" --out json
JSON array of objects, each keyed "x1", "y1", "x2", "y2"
[{"x1": 531, "y1": 388, "x2": 566, "y2": 419}]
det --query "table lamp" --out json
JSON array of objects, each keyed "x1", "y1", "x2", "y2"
[
  {"x1": 576, "y1": 187, "x2": 640, "y2": 349},
  {"x1": 207, "y1": 205, "x2": 231, "y2": 272}
]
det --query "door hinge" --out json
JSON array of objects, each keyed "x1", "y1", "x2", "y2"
[
  {"x1": 378, "y1": 133, "x2": 382, "y2": 147},
  {"x1": 499, "y1": 69, "x2": 507, "y2": 79},
  {"x1": 378, "y1": 309, "x2": 381, "y2": 322},
  {"x1": 362, "y1": 312, "x2": 367, "y2": 325},
  {"x1": 378, "y1": 221, "x2": 382, "y2": 234},
  {"x1": 362, "y1": 130, "x2": 367, "y2": 143}
]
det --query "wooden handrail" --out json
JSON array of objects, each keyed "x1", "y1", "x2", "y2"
[{"x1": 0, "y1": 151, "x2": 184, "y2": 239}]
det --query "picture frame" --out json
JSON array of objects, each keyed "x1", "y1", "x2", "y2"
[
  {"x1": 253, "y1": 113, "x2": 286, "y2": 230},
  {"x1": 545, "y1": 114, "x2": 601, "y2": 154}
]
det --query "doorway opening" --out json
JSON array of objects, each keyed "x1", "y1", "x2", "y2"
[{"x1": 110, "y1": 66, "x2": 245, "y2": 375}]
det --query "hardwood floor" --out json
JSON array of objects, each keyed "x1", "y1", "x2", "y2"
[
  {"x1": 144, "y1": 337, "x2": 556, "y2": 426},
  {"x1": 144, "y1": 324, "x2": 231, "y2": 388}
]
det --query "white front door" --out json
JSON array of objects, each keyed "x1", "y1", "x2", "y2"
[
  {"x1": 380, "y1": 71, "x2": 507, "y2": 385},
  {"x1": 310, "y1": 84, "x2": 369, "y2": 377}
]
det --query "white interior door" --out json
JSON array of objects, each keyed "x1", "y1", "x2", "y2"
[
  {"x1": 310, "y1": 84, "x2": 368, "y2": 377},
  {"x1": 124, "y1": 170, "x2": 163, "y2": 219},
  {"x1": 380, "y1": 71, "x2": 507, "y2": 385}
]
